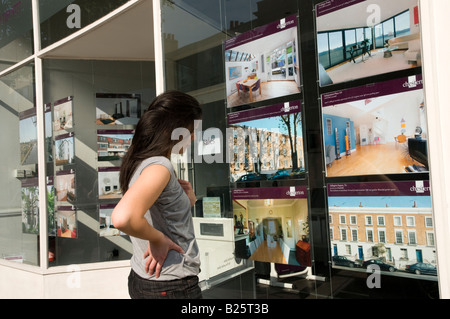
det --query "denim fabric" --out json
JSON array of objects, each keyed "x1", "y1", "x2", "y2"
[{"x1": 128, "y1": 269, "x2": 202, "y2": 299}]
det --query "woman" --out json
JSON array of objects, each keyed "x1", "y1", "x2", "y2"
[{"x1": 112, "y1": 91, "x2": 202, "y2": 299}]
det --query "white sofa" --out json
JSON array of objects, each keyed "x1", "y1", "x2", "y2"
[{"x1": 388, "y1": 33, "x2": 421, "y2": 66}]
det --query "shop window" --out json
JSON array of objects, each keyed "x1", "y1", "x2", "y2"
[
  {"x1": 0, "y1": 0, "x2": 34, "y2": 72},
  {"x1": 0, "y1": 63, "x2": 38, "y2": 266},
  {"x1": 39, "y1": 0, "x2": 130, "y2": 49},
  {"x1": 42, "y1": 59, "x2": 156, "y2": 266}
]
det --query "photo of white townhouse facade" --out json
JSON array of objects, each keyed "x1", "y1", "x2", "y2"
[{"x1": 329, "y1": 202, "x2": 435, "y2": 271}]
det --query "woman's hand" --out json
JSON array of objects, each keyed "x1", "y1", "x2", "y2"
[
  {"x1": 178, "y1": 179, "x2": 197, "y2": 207},
  {"x1": 144, "y1": 234, "x2": 184, "y2": 278}
]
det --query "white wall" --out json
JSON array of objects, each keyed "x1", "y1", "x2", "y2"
[
  {"x1": 420, "y1": 0, "x2": 450, "y2": 299},
  {"x1": 0, "y1": 262, "x2": 131, "y2": 299}
]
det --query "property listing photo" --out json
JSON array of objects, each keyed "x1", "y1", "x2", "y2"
[
  {"x1": 322, "y1": 76, "x2": 427, "y2": 177},
  {"x1": 232, "y1": 187, "x2": 311, "y2": 270},
  {"x1": 316, "y1": 0, "x2": 421, "y2": 86},
  {"x1": 225, "y1": 15, "x2": 301, "y2": 108},
  {"x1": 327, "y1": 181, "x2": 436, "y2": 279}
]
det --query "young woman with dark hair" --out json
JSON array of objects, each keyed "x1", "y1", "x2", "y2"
[{"x1": 112, "y1": 91, "x2": 203, "y2": 299}]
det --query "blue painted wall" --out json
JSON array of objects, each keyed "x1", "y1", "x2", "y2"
[{"x1": 323, "y1": 113, "x2": 356, "y2": 154}]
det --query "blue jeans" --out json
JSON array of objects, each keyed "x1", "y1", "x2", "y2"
[{"x1": 128, "y1": 269, "x2": 202, "y2": 299}]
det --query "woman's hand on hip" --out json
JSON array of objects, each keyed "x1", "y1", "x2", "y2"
[{"x1": 144, "y1": 234, "x2": 184, "y2": 278}]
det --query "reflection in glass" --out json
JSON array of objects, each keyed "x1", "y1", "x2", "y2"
[
  {"x1": 0, "y1": 63, "x2": 38, "y2": 266},
  {"x1": 0, "y1": 0, "x2": 34, "y2": 72},
  {"x1": 39, "y1": 0, "x2": 129, "y2": 48}
]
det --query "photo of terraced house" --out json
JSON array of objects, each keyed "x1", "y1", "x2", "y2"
[
  {"x1": 329, "y1": 193, "x2": 436, "y2": 278},
  {"x1": 228, "y1": 107, "x2": 304, "y2": 183}
]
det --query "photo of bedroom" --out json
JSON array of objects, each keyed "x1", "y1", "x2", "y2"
[
  {"x1": 232, "y1": 187, "x2": 310, "y2": 267},
  {"x1": 322, "y1": 76, "x2": 427, "y2": 177},
  {"x1": 225, "y1": 15, "x2": 301, "y2": 108},
  {"x1": 316, "y1": 0, "x2": 420, "y2": 86}
]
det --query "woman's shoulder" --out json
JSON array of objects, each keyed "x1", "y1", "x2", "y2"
[{"x1": 140, "y1": 156, "x2": 174, "y2": 174}]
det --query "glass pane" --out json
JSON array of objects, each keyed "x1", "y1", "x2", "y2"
[
  {"x1": 0, "y1": 63, "x2": 38, "y2": 266},
  {"x1": 395, "y1": 11, "x2": 411, "y2": 37},
  {"x1": 317, "y1": 33, "x2": 330, "y2": 69},
  {"x1": 365, "y1": 27, "x2": 373, "y2": 49},
  {"x1": 374, "y1": 24, "x2": 384, "y2": 48},
  {"x1": 43, "y1": 59, "x2": 156, "y2": 266},
  {"x1": 355, "y1": 28, "x2": 364, "y2": 43},
  {"x1": 344, "y1": 29, "x2": 356, "y2": 60},
  {"x1": 39, "y1": 0, "x2": 130, "y2": 49},
  {"x1": 329, "y1": 31, "x2": 344, "y2": 66},
  {"x1": 0, "y1": 0, "x2": 33, "y2": 72},
  {"x1": 382, "y1": 19, "x2": 395, "y2": 43},
  {"x1": 162, "y1": 0, "x2": 225, "y2": 93}
]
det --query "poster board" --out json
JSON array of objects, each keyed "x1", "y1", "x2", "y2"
[
  {"x1": 316, "y1": 0, "x2": 421, "y2": 87},
  {"x1": 227, "y1": 100, "x2": 305, "y2": 183},
  {"x1": 321, "y1": 74, "x2": 427, "y2": 177},
  {"x1": 232, "y1": 186, "x2": 310, "y2": 267},
  {"x1": 327, "y1": 180, "x2": 436, "y2": 278},
  {"x1": 225, "y1": 15, "x2": 301, "y2": 108}
]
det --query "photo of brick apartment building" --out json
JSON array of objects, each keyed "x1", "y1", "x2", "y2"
[{"x1": 329, "y1": 200, "x2": 436, "y2": 273}]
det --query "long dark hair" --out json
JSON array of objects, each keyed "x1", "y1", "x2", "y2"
[{"x1": 119, "y1": 91, "x2": 202, "y2": 193}]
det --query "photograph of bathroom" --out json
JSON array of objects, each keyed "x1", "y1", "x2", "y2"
[
  {"x1": 322, "y1": 86, "x2": 427, "y2": 177},
  {"x1": 233, "y1": 196, "x2": 310, "y2": 267},
  {"x1": 225, "y1": 16, "x2": 301, "y2": 108},
  {"x1": 316, "y1": 0, "x2": 421, "y2": 86}
]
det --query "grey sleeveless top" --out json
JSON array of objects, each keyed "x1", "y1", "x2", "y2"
[{"x1": 128, "y1": 156, "x2": 200, "y2": 281}]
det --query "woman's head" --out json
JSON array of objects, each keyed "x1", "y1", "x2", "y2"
[{"x1": 119, "y1": 91, "x2": 202, "y2": 193}]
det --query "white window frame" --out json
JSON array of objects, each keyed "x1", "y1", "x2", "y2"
[
  {"x1": 377, "y1": 215, "x2": 385, "y2": 226},
  {"x1": 393, "y1": 216, "x2": 402, "y2": 226},
  {"x1": 340, "y1": 227, "x2": 347, "y2": 241},
  {"x1": 408, "y1": 230, "x2": 417, "y2": 245},
  {"x1": 425, "y1": 216, "x2": 433, "y2": 228},
  {"x1": 395, "y1": 229, "x2": 403, "y2": 244},
  {"x1": 350, "y1": 227, "x2": 358, "y2": 242},
  {"x1": 378, "y1": 229, "x2": 387, "y2": 243},
  {"x1": 406, "y1": 216, "x2": 416, "y2": 227},
  {"x1": 366, "y1": 228, "x2": 374, "y2": 243}
]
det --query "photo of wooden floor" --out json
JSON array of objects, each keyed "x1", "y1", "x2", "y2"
[{"x1": 326, "y1": 143, "x2": 424, "y2": 177}]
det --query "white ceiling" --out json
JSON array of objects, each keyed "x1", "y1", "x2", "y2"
[{"x1": 41, "y1": 0, "x2": 155, "y2": 61}]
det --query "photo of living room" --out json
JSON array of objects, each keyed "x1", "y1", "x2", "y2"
[
  {"x1": 232, "y1": 187, "x2": 310, "y2": 267},
  {"x1": 322, "y1": 79, "x2": 427, "y2": 177},
  {"x1": 225, "y1": 15, "x2": 301, "y2": 108},
  {"x1": 316, "y1": 0, "x2": 421, "y2": 86}
]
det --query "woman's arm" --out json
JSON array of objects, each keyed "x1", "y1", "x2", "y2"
[
  {"x1": 178, "y1": 179, "x2": 197, "y2": 207},
  {"x1": 112, "y1": 164, "x2": 183, "y2": 277}
]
